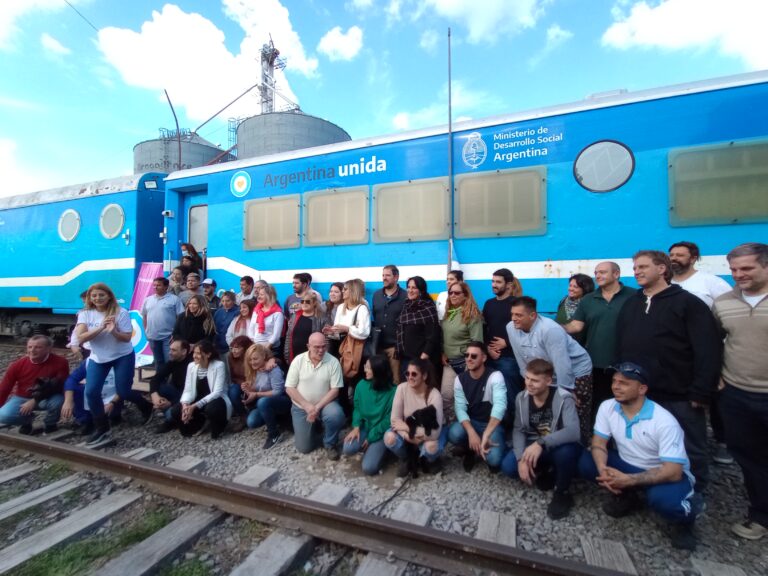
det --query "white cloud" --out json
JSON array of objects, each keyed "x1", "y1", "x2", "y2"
[
  {"x1": 392, "y1": 80, "x2": 500, "y2": 130},
  {"x1": 0, "y1": 0, "x2": 82, "y2": 50},
  {"x1": 386, "y1": 0, "x2": 403, "y2": 22},
  {"x1": 528, "y1": 24, "x2": 573, "y2": 67},
  {"x1": 317, "y1": 26, "x2": 364, "y2": 61},
  {"x1": 421, "y1": 0, "x2": 546, "y2": 43},
  {"x1": 419, "y1": 29, "x2": 439, "y2": 53},
  {"x1": 603, "y1": 0, "x2": 768, "y2": 68},
  {"x1": 349, "y1": 0, "x2": 374, "y2": 9},
  {"x1": 97, "y1": 2, "x2": 316, "y2": 123},
  {"x1": 40, "y1": 32, "x2": 71, "y2": 55},
  {"x1": 0, "y1": 138, "x2": 57, "y2": 197},
  {"x1": 0, "y1": 95, "x2": 44, "y2": 111}
]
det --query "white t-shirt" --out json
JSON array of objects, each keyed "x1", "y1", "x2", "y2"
[
  {"x1": 436, "y1": 291, "x2": 449, "y2": 321},
  {"x1": 672, "y1": 271, "x2": 731, "y2": 309},
  {"x1": 594, "y1": 398, "x2": 690, "y2": 472},
  {"x1": 742, "y1": 292, "x2": 767, "y2": 308},
  {"x1": 76, "y1": 308, "x2": 134, "y2": 363}
]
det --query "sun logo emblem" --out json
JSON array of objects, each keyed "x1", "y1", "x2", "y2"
[{"x1": 230, "y1": 171, "x2": 252, "y2": 198}]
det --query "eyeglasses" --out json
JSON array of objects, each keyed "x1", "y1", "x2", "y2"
[
  {"x1": 406, "y1": 370, "x2": 420, "y2": 377},
  {"x1": 464, "y1": 353, "x2": 479, "y2": 360},
  {"x1": 448, "y1": 290, "x2": 464, "y2": 296},
  {"x1": 300, "y1": 299, "x2": 314, "y2": 304}
]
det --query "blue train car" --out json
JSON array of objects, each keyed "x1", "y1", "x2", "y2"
[
  {"x1": 162, "y1": 71, "x2": 766, "y2": 310},
  {"x1": 0, "y1": 173, "x2": 166, "y2": 337}
]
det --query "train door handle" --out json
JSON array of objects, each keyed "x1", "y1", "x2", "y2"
[{"x1": 121, "y1": 228, "x2": 131, "y2": 245}]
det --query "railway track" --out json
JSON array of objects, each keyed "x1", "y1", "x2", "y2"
[{"x1": 0, "y1": 431, "x2": 627, "y2": 576}]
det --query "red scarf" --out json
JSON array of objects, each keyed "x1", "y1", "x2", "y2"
[{"x1": 254, "y1": 302, "x2": 281, "y2": 334}]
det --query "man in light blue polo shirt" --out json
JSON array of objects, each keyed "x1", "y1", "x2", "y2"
[
  {"x1": 142, "y1": 277, "x2": 184, "y2": 368},
  {"x1": 579, "y1": 362, "x2": 702, "y2": 550}
]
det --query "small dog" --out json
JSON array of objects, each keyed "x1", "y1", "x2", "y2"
[
  {"x1": 404, "y1": 405, "x2": 440, "y2": 477},
  {"x1": 28, "y1": 377, "x2": 61, "y2": 402}
]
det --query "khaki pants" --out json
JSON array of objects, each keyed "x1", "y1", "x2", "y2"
[
  {"x1": 440, "y1": 364, "x2": 457, "y2": 424},
  {"x1": 381, "y1": 346, "x2": 400, "y2": 386}
]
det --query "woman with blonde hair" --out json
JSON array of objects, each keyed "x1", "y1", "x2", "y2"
[
  {"x1": 440, "y1": 281, "x2": 483, "y2": 422},
  {"x1": 326, "y1": 278, "x2": 371, "y2": 416},
  {"x1": 172, "y1": 295, "x2": 216, "y2": 345},
  {"x1": 242, "y1": 344, "x2": 291, "y2": 448},
  {"x1": 249, "y1": 284, "x2": 284, "y2": 351},
  {"x1": 76, "y1": 282, "x2": 153, "y2": 446}
]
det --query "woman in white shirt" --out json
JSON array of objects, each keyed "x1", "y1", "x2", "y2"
[
  {"x1": 76, "y1": 282, "x2": 152, "y2": 446},
  {"x1": 170, "y1": 340, "x2": 231, "y2": 439},
  {"x1": 248, "y1": 284, "x2": 284, "y2": 352}
]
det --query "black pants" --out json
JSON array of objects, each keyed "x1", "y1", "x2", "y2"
[
  {"x1": 659, "y1": 399, "x2": 709, "y2": 492},
  {"x1": 592, "y1": 367, "x2": 614, "y2": 418},
  {"x1": 170, "y1": 398, "x2": 228, "y2": 438}
]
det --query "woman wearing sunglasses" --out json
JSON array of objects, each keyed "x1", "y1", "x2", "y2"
[
  {"x1": 384, "y1": 358, "x2": 444, "y2": 476},
  {"x1": 440, "y1": 281, "x2": 483, "y2": 422},
  {"x1": 284, "y1": 294, "x2": 326, "y2": 365}
]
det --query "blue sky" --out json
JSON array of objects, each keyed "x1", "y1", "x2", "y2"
[{"x1": 1, "y1": 0, "x2": 765, "y2": 197}]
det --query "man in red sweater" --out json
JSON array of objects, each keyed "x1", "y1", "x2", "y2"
[{"x1": 0, "y1": 335, "x2": 69, "y2": 434}]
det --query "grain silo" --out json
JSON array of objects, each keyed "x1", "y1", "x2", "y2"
[
  {"x1": 133, "y1": 129, "x2": 234, "y2": 174},
  {"x1": 235, "y1": 111, "x2": 350, "y2": 159}
]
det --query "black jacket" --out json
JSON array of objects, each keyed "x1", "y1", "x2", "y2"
[
  {"x1": 616, "y1": 284, "x2": 722, "y2": 404},
  {"x1": 371, "y1": 286, "x2": 407, "y2": 348},
  {"x1": 149, "y1": 356, "x2": 191, "y2": 394}
]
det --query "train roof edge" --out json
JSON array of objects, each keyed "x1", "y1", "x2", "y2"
[
  {"x1": 165, "y1": 68, "x2": 768, "y2": 182},
  {"x1": 0, "y1": 172, "x2": 167, "y2": 210}
]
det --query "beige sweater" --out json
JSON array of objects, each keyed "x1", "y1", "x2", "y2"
[
  {"x1": 390, "y1": 383, "x2": 443, "y2": 441},
  {"x1": 713, "y1": 289, "x2": 768, "y2": 393}
]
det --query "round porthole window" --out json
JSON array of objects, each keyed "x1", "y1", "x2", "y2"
[
  {"x1": 574, "y1": 140, "x2": 635, "y2": 192},
  {"x1": 99, "y1": 203, "x2": 125, "y2": 239},
  {"x1": 58, "y1": 209, "x2": 81, "y2": 242}
]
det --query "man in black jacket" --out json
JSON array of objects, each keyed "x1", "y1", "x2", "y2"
[
  {"x1": 616, "y1": 250, "x2": 721, "y2": 491},
  {"x1": 372, "y1": 265, "x2": 407, "y2": 379},
  {"x1": 149, "y1": 339, "x2": 192, "y2": 433}
]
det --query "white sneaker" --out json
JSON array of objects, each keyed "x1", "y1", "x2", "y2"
[
  {"x1": 731, "y1": 520, "x2": 768, "y2": 540},
  {"x1": 713, "y1": 443, "x2": 734, "y2": 465}
]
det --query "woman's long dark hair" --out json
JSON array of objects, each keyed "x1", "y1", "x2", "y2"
[
  {"x1": 194, "y1": 339, "x2": 220, "y2": 362},
  {"x1": 367, "y1": 354, "x2": 394, "y2": 392},
  {"x1": 407, "y1": 276, "x2": 431, "y2": 301},
  {"x1": 407, "y1": 358, "x2": 437, "y2": 402}
]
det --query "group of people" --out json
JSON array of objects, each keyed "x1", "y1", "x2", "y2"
[{"x1": 0, "y1": 241, "x2": 766, "y2": 552}]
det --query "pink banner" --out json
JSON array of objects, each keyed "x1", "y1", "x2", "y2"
[{"x1": 129, "y1": 262, "x2": 164, "y2": 358}]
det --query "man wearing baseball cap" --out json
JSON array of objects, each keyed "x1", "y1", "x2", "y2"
[
  {"x1": 202, "y1": 278, "x2": 220, "y2": 312},
  {"x1": 579, "y1": 361, "x2": 702, "y2": 550}
]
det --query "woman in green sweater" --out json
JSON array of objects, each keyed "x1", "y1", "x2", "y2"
[
  {"x1": 342, "y1": 355, "x2": 396, "y2": 475},
  {"x1": 440, "y1": 281, "x2": 484, "y2": 422}
]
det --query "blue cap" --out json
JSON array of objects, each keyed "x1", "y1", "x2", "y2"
[{"x1": 608, "y1": 362, "x2": 649, "y2": 385}]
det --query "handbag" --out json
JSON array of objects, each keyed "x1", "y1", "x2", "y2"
[{"x1": 339, "y1": 305, "x2": 365, "y2": 378}]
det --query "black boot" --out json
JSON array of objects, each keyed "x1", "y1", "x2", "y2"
[{"x1": 86, "y1": 416, "x2": 111, "y2": 446}]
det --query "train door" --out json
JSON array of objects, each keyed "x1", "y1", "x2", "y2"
[{"x1": 183, "y1": 191, "x2": 208, "y2": 273}]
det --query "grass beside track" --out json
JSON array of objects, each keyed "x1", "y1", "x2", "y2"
[{"x1": 8, "y1": 507, "x2": 172, "y2": 576}]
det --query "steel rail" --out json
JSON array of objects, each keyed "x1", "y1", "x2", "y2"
[{"x1": 0, "y1": 433, "x2": 626, "y2": 576}]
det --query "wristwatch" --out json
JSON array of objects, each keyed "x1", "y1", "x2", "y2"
[{"x1": 535, "y1": 438, "x2": 546, "y2": 447}]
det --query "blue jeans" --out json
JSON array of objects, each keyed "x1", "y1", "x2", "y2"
[
  {"x1": 0, "y1": 394, "x2": 64, "y2": 427},
  {"x1": 385, "y1": 427, "x2": 445, "y2": 462},
  {"x1": 85, "y1": 352, "x2": 148, "y2": 423},
  {"x1": 342, "y1": 428, "x2": 389, "y2": 475},
  {"x1": 578, "y1": 449, "x2": 698, "y2": 524},
  {"x1": 228, "y1": 384, "x2": 247, "y2": 416},
  {"x1": 447, "y1": 419, "x2": 506, "y2": 468},
  {"x1": 291, "y1": 401, "x2": 345, "y2": 453},
  {"x1": 247, "y1": 394, "x2": 292, "y2": 437},
  {"x1": 720, "y1": 385, "x2": 768, "y2": 528},
  {"x1": 156, "y1": 382, "x2": 182, "y2": 422},
  {"x1": 69, "y1": 386, "x2": 124, "y2": 425},
  {"x1": 487, "y1": 356, "x2": 523, "y2": 425},
  {"x1": 148, "y1": 338, "x2": 171, "y2": 368},
  {"x1": 501, "y1": 442, "x2": 582, "y2": 492}
]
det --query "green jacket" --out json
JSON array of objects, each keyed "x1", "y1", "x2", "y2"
[{"x1": 352, "y1": 379, "x2": 396, "y2": 443}]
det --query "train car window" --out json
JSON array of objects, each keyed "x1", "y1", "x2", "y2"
[
  {"x1": 455, "y1": 168, "x2": 546, "y2": 238},
  {"x1": 99, "y1": 203, "x2": 125, "y2": 239},
  {"x1": 373, "y1": 178, "x2": 450, "y2": 243},
  {"x1": 58, "y1": 209, "x2": 81, "y2": 242},
  {"x1": 244, "y1": 195, "x2": 300, "y2": 249},
  {"x1": 188, "y1": 205, "x2": 208, "y2": 251},
  {"x1": 304, "y1": 187, "x2": 368, "y2": 246},
  {"x1": 669, "y1": 140, "x2": 768, "y2": 226},
  {"x1": 574, "y1": 140, "x2": 634, "y2": 192}
]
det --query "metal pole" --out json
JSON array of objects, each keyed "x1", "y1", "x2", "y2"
[
  {"x1": 164, "y1": 89, "x2": 181, "y2": 171},
  {"x1": 193, "y1": 82, "x2": 261, "y2": 134},
  {"x1": 447, "y1": 28, "x2": 454, "y2": 270}
]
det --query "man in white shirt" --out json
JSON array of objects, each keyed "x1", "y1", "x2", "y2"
[
  {"x1": 579, "y1": 362, "x2": 702, "y2": 550},
  {"x1": 669, "y1": 241, "x2": 731, "y2": 309},
  {"x1": 669, "y1": 241, "x2": 733, "y2": 465},
  {"x1": 285, "y1": 332, "x2": 345, "y2": 460}
]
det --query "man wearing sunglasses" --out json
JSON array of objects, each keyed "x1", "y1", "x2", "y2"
[{"x1": 447, "y1": 341, "x2": 507, "y2": 473}]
